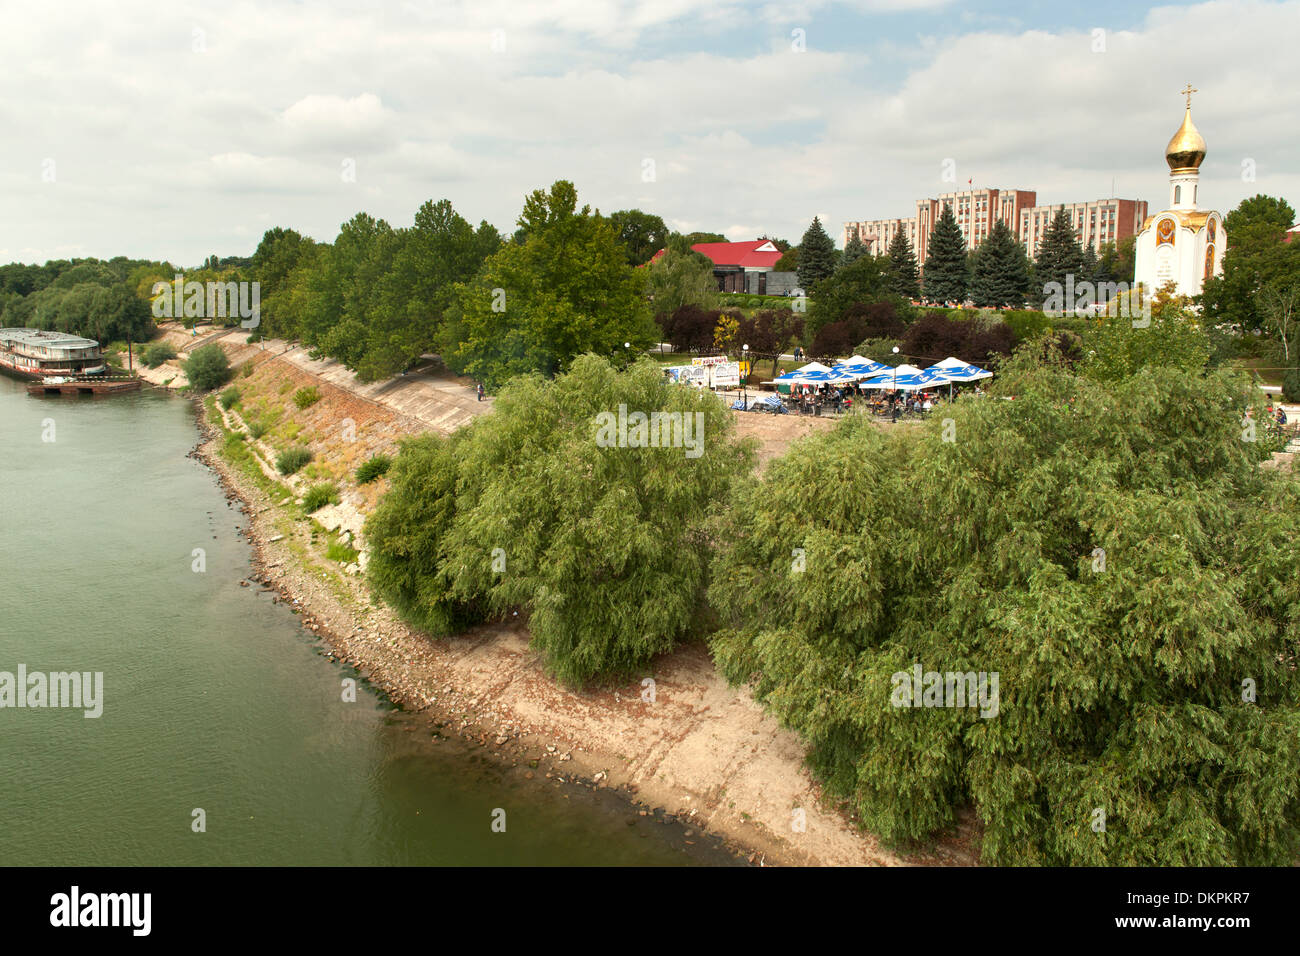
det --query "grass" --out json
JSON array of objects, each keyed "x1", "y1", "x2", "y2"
[
  {"x1": 218, "y1": 385, "x2": 241, "y2": 409},
  {"x1": 276, "y1": 445, "x2": 313, "y2": 475},
  {"x1": 355, "y1": 454, "x2": 393, "y2": 484},
  {"x1": 294, "y1": 385, "x2": 322, "y2": 409},
  {"x1": 302, "y1": 482, "x2": 338, "y2": 513}
]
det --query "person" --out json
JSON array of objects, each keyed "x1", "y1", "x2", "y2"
[
  {"x1": 922, "y1": 396, "x2": 932, "y2": 414},
  {"x1": 476, "y1": 382, "x2": 485, "y2": 402},
  {"x1": 1277, "y1": 405, "x2": 1288, "y2": 426}
]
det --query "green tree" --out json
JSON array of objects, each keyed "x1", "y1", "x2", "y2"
[
  {"x1": 708, "y1": 350, "x2": 1300, "y2": 865},
  {"x1": 366, "y1": 354, "x2": 756, "y2": 685},
  {"x1": 1034, "y1": 210, "x2": 1086, "y2": 308},
  {"x1": 797, "y1": 216, "x2": 838, "y2": 289},
  {"x1": 1201, "y1": 194, "x2": 1300, "y2": 331},
  {"x1": 969, "y1": 220, "x2": 1030, "y2": 308},
  {"x1": 923, "y1": 204, "x2": 968, "y2": 305},
  {"x1": 804, "y1": 255, "x2": 903, "y2": 344},
  {"x1": 644, "y1": 247, "x2": 719, "y2": 318},
  {"x1": 840, "y1": 230, "x2": 867, "y2": 271},
  {"x1": 443, "y1": 181, "x2": 657, "y2": 388},
  {"x1": 887, "y1": 224, "x2": 921, "y2": 300},
  {"x1": 1083, "y1": 286, "x2": 1210, "y2": 382},
  {"x1": 184, "y1": 343, "x2": 233, "y2": 390},
  {"x1": 609, "y1": 209, "x2": 669, "y2": 266}
]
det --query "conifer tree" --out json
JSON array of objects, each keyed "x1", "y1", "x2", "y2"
[
  {"x1": 922, "y1": 204, "x2": 968, "y2": 305},
  {"x1": 1034, "y1": 209, "x2": 1086, "y2": 309},
  {"x1": 969, "y1": 219, "x2": 1030, "y2": 308},
  {"x1": 839, "y1": 230, "x2": 867, "y2": 271},
  {"x1": 887, "y1": 224, "x2": 920, "y2": 300},
  {"x1": 797, "y1": 216, "x2": 838, "y2": 288}
]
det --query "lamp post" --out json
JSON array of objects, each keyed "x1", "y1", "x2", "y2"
[
  {"x1": 741, "y1": 343, "x2": 749, "y2": 408},
  {"x1": 891, "y1": 346, "x2": 900, "y2": 422}
]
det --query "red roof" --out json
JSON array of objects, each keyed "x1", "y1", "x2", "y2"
[
  {"x1": 690, "y1": 239, "x2": 783, "y2": 268},
  {"x1": 641, "y1": 240, "x2": 783, "y2": 269}
]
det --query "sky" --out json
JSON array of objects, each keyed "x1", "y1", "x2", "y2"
[{"x1": 1, "y1": 0, "x2": 1297, "y2": 266}]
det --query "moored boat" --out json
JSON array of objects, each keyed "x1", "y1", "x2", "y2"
[{"x1": 0, "y1": 328, "x2": 110, "y2": 380}]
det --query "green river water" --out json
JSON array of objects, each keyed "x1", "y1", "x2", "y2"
[{"x1": 0, "y1": 377, "x2": 733, "y2": 866}]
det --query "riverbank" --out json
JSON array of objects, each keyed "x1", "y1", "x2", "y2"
[{"x1": 187, "y1": 349, "x2": 976, "y2": 867}]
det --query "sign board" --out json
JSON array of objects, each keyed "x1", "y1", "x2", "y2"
[
  {"x1": 666, "y1": 365, "x2": 709, "y2": 386},
  {"x1": 710, "y1": 362, "x2": 740, "y2": 388},
  {"x1": 692, "y1": 355, "x2": 728, "y2": 366}
]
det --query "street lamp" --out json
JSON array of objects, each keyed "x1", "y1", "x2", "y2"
[
  {"x1": 742, "y1": 344, "x2": 749, "y2": 408},
  {"x1": 891, "y1": 345, "x2": 900, "y2": 423}
]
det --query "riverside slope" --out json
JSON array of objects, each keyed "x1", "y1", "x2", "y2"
[{"x1": 181, "y1": 333, "x2": 974, "y2": 867}]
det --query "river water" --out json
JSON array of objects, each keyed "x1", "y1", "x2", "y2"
[{"x1": 0, "y1": 377, "x2": 731, "y2": 865}]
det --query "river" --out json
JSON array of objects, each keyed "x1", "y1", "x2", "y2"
[{"x1": 0, "y1": 377, "x2": 733, "y2": 865}]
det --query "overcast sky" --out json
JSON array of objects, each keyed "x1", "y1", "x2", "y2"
[{"x1": 2, "y1": 0, "x2": 1296, "y2": 266}]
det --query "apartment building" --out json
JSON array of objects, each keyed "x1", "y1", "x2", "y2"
[{"x1": 845, "y1": 189, "x2": 1147, "y2": 266}]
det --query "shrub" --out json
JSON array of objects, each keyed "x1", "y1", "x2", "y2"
[
  {"x1": 241, "y1": 361, "x2": 255, "y2": 377},
  {"x1": 708, "y1": 353, "x2": 1300, "y2": 865},
  {"x1": 293, "y1": 385, "x2": 321, "y2": 409},
  {"x1": 183, "y1": 343, "x2": 232, "y2": 391},
  {"x1": 302, "y1": 482, "x2": 338, "y2": 513},
  {"x1": 365, "y1": 354, "x2": 756, "y2": 685},
  {"x1": 1283, "y1": 367, "x2": 1300, "y2": 403},
  {"x1": 248, "y1": 421, "x2": 268, "y2": 440},
  {"x1": 218, "y1": 386, "x2": 240, "y2": 410},
  {"x1": 276, "y1": 445, "x2": 312, "y2": 475},
  {"x1": 355, "y1": 454, "x2": 393, "y2": 484},
  {"x1": 143, "y1": 341, "x2": 177, "y2": 368}
]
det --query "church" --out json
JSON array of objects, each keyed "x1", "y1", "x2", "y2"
[{"x1": 1133, "y1": 86, "x2": 1226, "y2": 299}]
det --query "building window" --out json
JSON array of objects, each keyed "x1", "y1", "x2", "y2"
[{"x1": 1174, "y1": 185, "x2": 1181, "y2": 204}]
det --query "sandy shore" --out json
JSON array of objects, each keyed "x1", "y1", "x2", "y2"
[{"x1": 185, "y1": 368, "x2": 976, "y2": 868}]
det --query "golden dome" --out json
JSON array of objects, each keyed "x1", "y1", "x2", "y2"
[{"x1": 1166, "y1": 107, "x2": 1206, "y2": 172}]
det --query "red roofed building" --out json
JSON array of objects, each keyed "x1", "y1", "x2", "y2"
[{"x1": 645, "y1": 240, "x2": 788, "y2": 294}]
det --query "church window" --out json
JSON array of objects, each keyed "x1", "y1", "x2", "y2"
[{"x1": 1174, "y1": 185, "x2": 1181, "y2": 204}]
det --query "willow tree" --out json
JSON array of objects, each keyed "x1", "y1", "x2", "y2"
[
  {"x1": 709, "y1": 349, "x2": 1300, "y2": 865},
  {"x1": 366, "y1": 354, "x2": 756, "y2": 685}
]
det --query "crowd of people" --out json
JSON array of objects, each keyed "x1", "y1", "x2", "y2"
[{"x1": 785, "y1": 382, "x2": 981, "y2": 419}]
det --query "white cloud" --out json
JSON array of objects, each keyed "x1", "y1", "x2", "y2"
[{"x1": 0, "y1": 0, "x2": 1294, "y2": 264}]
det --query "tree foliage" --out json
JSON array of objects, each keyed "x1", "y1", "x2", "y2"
[
  {"x1": 887, "y1": 224, "x2": 921, "y2": 300},
  {"x1": 708, "y1": 351, "x2": 1300, "y2": 865},
  {"x1": 969, "y1": 219, "x2": 1031, "y2": 309},
  {"x1": 923, "y1": 204, "x2": 968, "y2": 305},
  {"x1": 441, "y1": 181, "x2": 657, "y2": 389},
  {"x1": 797, "y1": 216, "x2": 838, "y2": 289},
  {"x1": 805, "y1": 254, "x2": 903, "y2": 344},
  {"x1": 366, "y1": 354, "x2": 756, "y2": 685},
  {"x1": 1034, "y1": 209, "x2": 1086, "y2": 308},
  {"x1": 184, "y1": 343, "x2": 233, "y2": 391}
]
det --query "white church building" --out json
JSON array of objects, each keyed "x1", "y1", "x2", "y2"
[{"x1": 1134, "y1": 86, "x2": 1225, "y2": 299}]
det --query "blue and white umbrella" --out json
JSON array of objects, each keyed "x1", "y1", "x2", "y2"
[{"x1": 929, "y1": 357, "x2": 993, "y2": 382}]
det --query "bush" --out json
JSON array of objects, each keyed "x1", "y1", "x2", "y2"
[
  {"x1": 275, "y1": 445, "x2": 312, "y2": 475},
  {"x1": 248, "y1": 421, "x2": 268, "y2": 440},
  {"x1": 1283, "y1": 366, "x2": 1300, "y2": 402},
  {"x1": 355, "y1": 454, "x2": 393, "y2": 484},
  {"x1": 302, "y1": 482, "x2": 338, "y2": 513},
  {"x1": 241, "y1": 361, "x2": 255, "y2": 377},
  {"x1": 365, "y1": 354, "x2": 756, "y2": 685},
  {"x1": 183, "y1": 343, "x2": 232, "y2": 391},
  {"x1": 142, "y1": 341, "x2": 177, "y2": 368},
  {"x1": 218, "y1": 386, "x2": 240, "y2": 410},
  {"x1": 293, "y1": 385, "x2": 321, "y2": 409},
  {"x1": 708, "y1": 353, "x2": 1300, "y2": 865}
]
